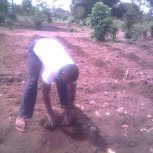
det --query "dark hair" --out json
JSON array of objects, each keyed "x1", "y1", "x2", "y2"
[{"x1": 61, "y1": 64, "x2": 79, "y2": 83}]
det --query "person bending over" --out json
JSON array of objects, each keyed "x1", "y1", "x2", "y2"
[{"x1": 15, "y1": 36, "x2": 79, "y2": 132}]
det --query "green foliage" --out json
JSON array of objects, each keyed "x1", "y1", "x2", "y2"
[
  {"x1": 32, "y1": 8, "x2": 45, "y2": 30},
  {"x1": 8, "y1": 13, "x2": 17, "y2": 20},
  {"x1": 88, "y1": 2, "x2": 113, "y2": 41},
  {"x1": 151, "y1": 24, "x2": 153, "y2": 37},
  {"x1": 71, "y1": 0, "x2": 119, "y2": 20},
  {"x1": 0, "y1": 14, "x2": 5, "y2": 25},
  {"x1": 131, "y1": 24, "x2": 147, "y2": 40},
  {"x1": 13, "y1": 4, "x2": 23, "y2": 15},
  {"x1": 46, "y1": 12, "x2": 52, "y2": 23},
  {"x1": 146, "y1": 0, "x2": 153, "y2": 8},
  {"x1": 66, "y1": 15, "x2": 75, "y2": 24},
  {"x1": 124, "y1": 3, "x2": 142, "y2": 28},
  {"x1": 108, "y1": 19, "x2": 119, "y2": 40},
  {"x1": 34, "y1": 0, "x2": 53, "y2": 23},
  {"x1": 22, "y1": 0, "x2": 32, "y2": 15},
  {"x1": 35, "y1": 0, "x2": 48, "y2": 10},
  {"x1": 123, "y1": 22, "x2": 151, "y2": 40},
  {"x1": 0, "y1": 0, "x2": 8, "y2": 15},
  {"x1": 123, "y1": 3, "x2": 143, "y2": 39},
  {"x1": 72, "y1": 6, "x2": 85, "y2": 20},
  {"x1": 52, "y1": 8, "x2": 70, "y2": 20}
]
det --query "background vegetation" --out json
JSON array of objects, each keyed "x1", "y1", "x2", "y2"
[{"x1": 0, "y1": 0, "x2": 153, "y2": 41}]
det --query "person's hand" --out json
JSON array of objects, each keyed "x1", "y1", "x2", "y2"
[{"x1": 45, "y1": 113, "x2": 56, "y2": 129}]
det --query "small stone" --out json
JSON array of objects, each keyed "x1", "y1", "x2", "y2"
[
  {"x1": 150, "y1": 147, "x2": 153, "y2": 153},
  {"x1": 90, "y1": 126, "x2": 97, "y2": 133},
  {"x1": 89, "y1": 100, "x2": 95, "y2": 105},
  {"x1": 107, "y1": 148, "x2": 116, "y2": 153},
  {"x1": 147, "y1": 115, "x2": 152, "y2": 118},
  {"x1": 122, "y1": 124, "x2": 129, "y2": 130},
  {"x1": 106, "y1": 112, "x2": 110, "y2": 116},
  {"x1": 95, "y1": 111, "x2": 100, "y2": 116}
]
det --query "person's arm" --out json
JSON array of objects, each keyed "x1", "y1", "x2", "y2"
[
  {"x1": 68, "y1": 83, "x2": 77, "y2": 107},
  {"x1": 42, "y1": 82, "x2": 55, "y2": 127},
  {"x1": 62, "y1": 83, "x2": 77, "y2": 125}
]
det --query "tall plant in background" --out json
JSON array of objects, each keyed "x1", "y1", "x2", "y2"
[
  {"x1": 88, "y1": 2, "x2": 112, "y2": 41},
  {"x1": 32, "y1": 7, "x2": 45, "y2": 30},
  {"x1": 0, "y1": 0, "x2": 8, "y2": 25},
  {"x1": 31, "y1": 0, "x2": 47, "y2": 30},
  {"x1": 0, "y1": 0, "x2": 8, "y2": 15},
  {"x1": 71, "y1": 0, "x2": 119, "y2": 20},
  {"x1": 123, "y1": 3, "x2": 143, "y2": 38},
  {"x1": 22, "y1": 0, "x2": 32, "y2": 16}
]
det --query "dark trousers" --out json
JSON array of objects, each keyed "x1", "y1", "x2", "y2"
[{"x1": 18, "y1": 40, "x2": 68, "y2": 118}]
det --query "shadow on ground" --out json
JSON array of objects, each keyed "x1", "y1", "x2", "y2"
[{"x1": 40, "y1": 106, "x2": 108, "y2": 152}]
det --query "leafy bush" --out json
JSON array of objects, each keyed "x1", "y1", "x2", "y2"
[
  {"x1": 108, "y1": 19, "x2": 119, "y2": 40},
  {"x1": 53, "y1": 8, "x2": 70, "y2": 21},
  {"x1": 72, "y1": 6, "x2": 86, "y2": 20},
  {"x1": 131, "y1": 23, "x2": 148, "y2": 40},
  {"x1": 131, "y1": 24, "x2": 144, "y2": 40},
  {"x1": 0, "y1": 14, "x2": 5, "y2": 25},
  {"x1": 8, "y1": 13, "x2": 17, "y2": 20},
  {"x1": 67, "y1": 16, "x2": 76, "y2": 24},
  {"x1": 46, "y1": 13, "x2": 52, "y2": 23},
  {"x1": 123, "y1": 22, "x2": 150, "y2": 40},
  {"x1": 151, "y1": 25, "x2": 153, "y2": 38},
  {"x1": 123, "y1": 3, "x2": 142, "y2": 39},
  {"x1": 32, "y1": 9, "x2": 45, "y2": 30},
  {"x1": 124, "y1": 29, "x2": 132, "y2": 39},
  {"x1": 88, "y1": 2, "x2": 112, "y2": 41}
]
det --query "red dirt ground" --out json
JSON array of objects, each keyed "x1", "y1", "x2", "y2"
[{"x1": 1, "y1": 23, "x2": 153, "y2": 153}]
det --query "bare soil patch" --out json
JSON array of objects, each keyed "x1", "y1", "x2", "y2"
[{"x1": 1, "y1": 23, "x2": 153, "y2": 153}]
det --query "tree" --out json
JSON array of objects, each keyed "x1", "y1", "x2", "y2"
[
  {"x1": 71, "y1": 6, "x2": 85, "y2": 19},
  {"x1": 88, "y1": 2, "x2": 112, "y2": 41},
  {"x1": 102, "y1": 0, "x2": 119, "y2": 7},
  {"x1": 123, "y1": 3, "x2": 143, "y2": 38},
  {"x1": 32, "y1": 7, "x2": 45, "y2": 30},
  {"x1": 22, "y1": 0, "x2": 32, "y2": 15},
  {"x1": 52, "y1": 8, "x2": 70, "y2": 20},
  {"x1": 0, "y1": 0, "x2": 8, "y2": 15},
  {"x1": 71, "y1": 0, "x2": 119, "y2": 20},
  {"x1": 34, "y1": 0, "x2": 53, "y2": 23},
  {"x1": 146, "y1": 0, "x2": 153, "y2": 8}
]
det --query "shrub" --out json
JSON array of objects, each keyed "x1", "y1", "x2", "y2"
[
  {"x1": 131, "y1": 24, "x2": 147, "y2": 40},
  {"x1": 108, "y1": 19, "x2": 119, "y2": 40},
  {"x1": 67, "y1": 16, "x2": 76, "y2": 24},
  {"x1": 0, "y1": 15, "x2": 5, "y2": 25},
  {"x1": 124, "y1": 22, "x2": 150, "y2": 40},
  {"x1": 32, "y1": 9, "x2": 45, "y2": 30},
  {"x1": 46, "y1": 13, "x2": 52, "y2": 23},
  {"x1": 8, "y1": 13, "x2": 17, "y2": 20},
  {"x1": 123, "y1": 3, "x2": 142, "y2": 39},
  {"x1": 151, "y1": 25, "x2": 153, "y2": 38},
  {"x1": 88, "y1": 2, "x2": 112, "y2": 41},
  {"x1": 125, "y1": 30, "x2": 132, "y2": 39}
]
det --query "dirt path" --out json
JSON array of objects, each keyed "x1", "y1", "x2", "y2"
[{"x1": 1, "y1": 24, "x2": 153, "y2": 153}]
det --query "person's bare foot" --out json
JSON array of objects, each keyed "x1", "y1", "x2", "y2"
[{"x1": 15, "y1": 117, "x2": 26, "y2": 132}]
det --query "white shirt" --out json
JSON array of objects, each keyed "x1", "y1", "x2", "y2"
[{"x1": 33, "y1": 38, "x2": 74, "y2": 84}]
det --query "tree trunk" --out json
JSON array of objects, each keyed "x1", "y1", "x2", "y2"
[{"x1": 12, "y1": 0, "x2": 14, "y2": 13}]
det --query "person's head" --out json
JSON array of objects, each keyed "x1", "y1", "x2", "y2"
[{"x1": 59, "y1": 64, "x2": 79, "y2": 84}]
